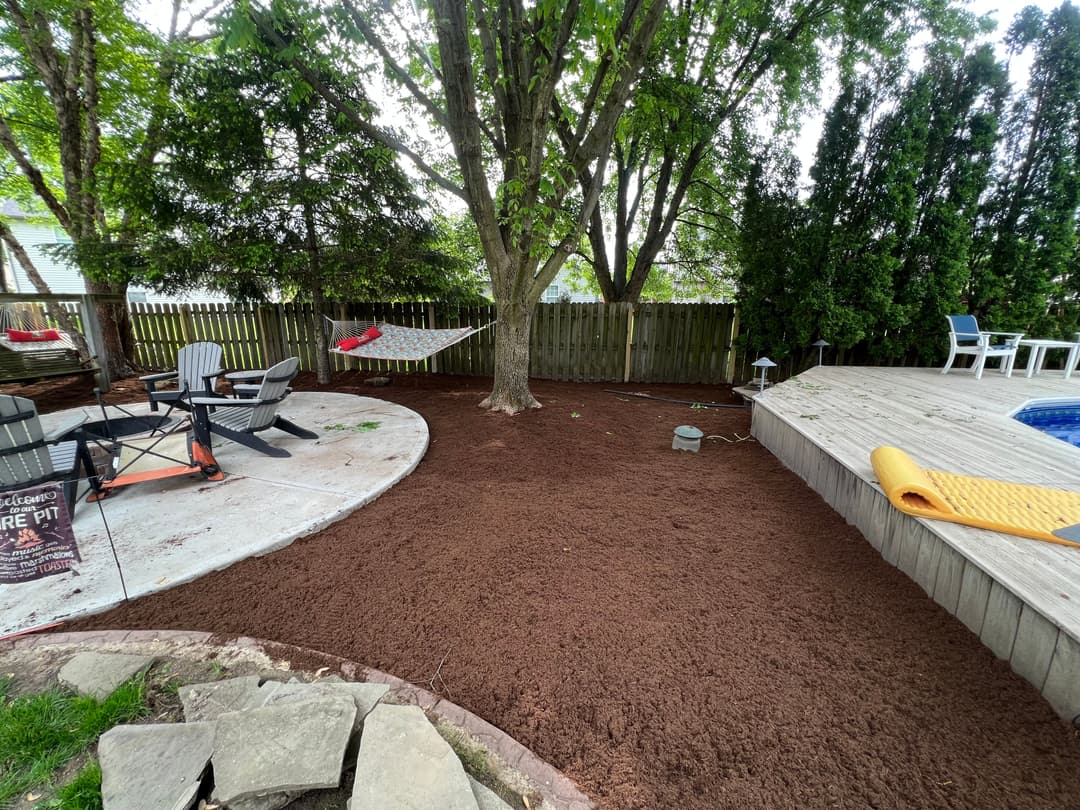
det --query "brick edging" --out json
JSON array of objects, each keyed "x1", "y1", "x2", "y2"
[{"x1": 0, "y1": 629, "x2": 594, "y2": 810}]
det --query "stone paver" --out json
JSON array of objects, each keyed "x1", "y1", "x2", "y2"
[
  {"x1": 56, "y1": 652, "x2": 153, "y2": 700},
  {"x1": 351, "y1": 704, "x2": 479, "y2": 810},
  {"x1": 254, "y1": 679, "x2": 389, "y2": 730},
  {"x1": 2, "y1": 634, "x2": 590, "y2": 810},
  {"x1": 98, "y1": 722, "x2": 215, "y2": 810},
  {"x1": 212, "y1": 696, "x2": 356, "y2": 806},
  {"x1": 179, "y1": 675, "x2": 261, "y2": 722}
]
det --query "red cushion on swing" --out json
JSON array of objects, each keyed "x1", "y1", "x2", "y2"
[
  {"x1": 6, "y1": 328, "x2": 61, "y2": 342},
  {"x1": 336, "y1": 336, "x2": 361, "y2": 351},
  {"x1": 357, "y1": 326, "x2": 382, "y2": 345}
]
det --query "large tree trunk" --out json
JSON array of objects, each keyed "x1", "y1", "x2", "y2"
[
  {"x1": 85, "y1": 278, "x2": 135, "y2": 378},
  {"x1": 479, "y1": 300, "x2": 538, "y2": 414},
  {"x1": 312, "y1": 283, "x2": 331, "y2": 385}
]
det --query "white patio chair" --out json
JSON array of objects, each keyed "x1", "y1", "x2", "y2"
[{"x1": 942, "y1": 315, "x2": 1023, "y2": 379}]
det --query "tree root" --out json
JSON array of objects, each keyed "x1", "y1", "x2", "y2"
[{"x1": 478, "y1": 393, "x2": 542, "y2": 414}]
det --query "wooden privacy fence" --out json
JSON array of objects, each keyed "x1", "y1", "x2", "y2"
[{"x1": 129, "y1": 301, "x2": 738, "y2": 384}]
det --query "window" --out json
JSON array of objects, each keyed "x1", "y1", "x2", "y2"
[
  {"x1": 127, "y1": 291, "x2": 148, "y2": 304},
  {"x1": 542, "y1": 284, "x2": 561, "y2": 303}
]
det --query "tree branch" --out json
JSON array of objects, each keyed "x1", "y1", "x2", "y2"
[
  {"x1": 250, "y1": 10, "x2": 464, "y2": 201},
  {"x1": 0, "y1": 114, "x2": 72, "y2": 230},
  {"x1": 470, "y1": 0, "x2": 507, "y2": 149},
  {"x1": 341, "y1": 0, "x2": 451, "y2": 131}
]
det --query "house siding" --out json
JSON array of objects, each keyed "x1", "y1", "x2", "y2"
[
  {"x1": 1, "y1": 214, "x2": 228, "y2": 304},
  {"x1": 2, "y1": 220, "x2": 86, "y2": 294}
]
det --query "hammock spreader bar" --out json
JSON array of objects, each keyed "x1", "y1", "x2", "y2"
[{"x1": 326, "y1": 317, "x2": 495, "y2": 362}]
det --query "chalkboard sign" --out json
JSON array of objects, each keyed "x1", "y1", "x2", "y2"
[{"x1": 0, "y1": 483, "x2": 80, "y2": 584}]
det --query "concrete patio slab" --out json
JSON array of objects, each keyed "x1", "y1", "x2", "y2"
[{"x1": 0, "y1": 392, "x2": 428, "y2": 637}]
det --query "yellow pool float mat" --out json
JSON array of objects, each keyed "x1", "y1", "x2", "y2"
[{"x1": 870, "y1": 446, "x2": 1080, "y2": 549}]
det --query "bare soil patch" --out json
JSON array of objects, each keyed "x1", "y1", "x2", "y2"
[{"x1": 8, "y1": 371, "x2": 1080, "y2": 809}]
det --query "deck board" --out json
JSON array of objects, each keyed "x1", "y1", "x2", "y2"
[{"x1": 752, "y1": 365, "x2": 1080, "y2": 721}]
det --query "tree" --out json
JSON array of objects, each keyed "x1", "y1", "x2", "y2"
[
  {"x1": 577, "y1": 0, "x2": 921, "y2": 305},
  {"x1": 241, "y1": 0, "x2": 666, "y2": 412},
  {"x1": 736, "y1": 154, "x2": 804, "y2": 361},
  {"x1": 0, "y1": 0, "x2": 205, "y2": 377},
  {"x1": 142, "y1": 13, "x2": 472, "y2": 384},
  {"x1": 970, "y1": 2, "x2": 1080, "y2": 335},
  {"x1": 736, "y1": 34, "x2": 1007, "y2": 364},
  {"x1": 884, "y1": 42, "x2": 1006, "y2": 360}
]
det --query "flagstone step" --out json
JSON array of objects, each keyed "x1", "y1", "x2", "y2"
[
  {"x1": 349, "y1": 703, "x2": 481, "y2": 810},
  {"x1": 98, "y1": 722, "x2": 214, "y2": 810},
  {"x1": 211, "y1": 695, "x2": 357, "y2": 808},
  {"x1": 57, "y1": 651, "x2": 153, "y2": 700}
]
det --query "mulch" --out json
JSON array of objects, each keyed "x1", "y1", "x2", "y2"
[{"x1": 8, "y1": 371, "x2": 1080, "y2": 809}]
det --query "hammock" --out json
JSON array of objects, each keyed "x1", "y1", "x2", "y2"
[{"x1": 326, "y1": 317, "x2": 494, "y2": 362}]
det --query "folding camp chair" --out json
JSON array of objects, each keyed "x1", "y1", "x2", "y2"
[{"x1": 80, "y1": 397, "x2": 223, "y2": 502}]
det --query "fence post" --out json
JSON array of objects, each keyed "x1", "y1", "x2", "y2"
[
  {"x1": 427, "y1": 301, "x2": 438, "y2": 373},
  {"x1": 623, "y1": 305, "x2": 635, "y2": 383},
  {"x1": 179, "y1": 304, "x2": 196, "y2": 344},
  {"x1": 78, "y1": 294, "x2": 110, "y2": 392},
  {"x1": 726, "y1": 308, "x2": 739, "y2": 384},
  {"x1": 256, "y1": 304, "x2": 285, "y2": 367}
]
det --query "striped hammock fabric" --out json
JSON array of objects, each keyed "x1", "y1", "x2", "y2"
[{"x1": 326, "y1": 319, "x2": 489, "y2": 362}]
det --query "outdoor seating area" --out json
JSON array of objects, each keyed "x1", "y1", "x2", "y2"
[
  {"x1": 942, "y1": 313, "x2": 1080, "y2": 380},
  {"x1": 0, "y1": 391, "x2": 429, "y2": 638}
]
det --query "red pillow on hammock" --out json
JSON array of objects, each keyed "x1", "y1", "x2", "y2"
[
  {"x1": 336, "y1": 326, "x2": 381, "y2": 352},
  {"x1": 6, "y1": 328, "x2": 62, "y2": 342},
  {"x1": 357, "y1": 326, "x2": 382, "y2": 345}
]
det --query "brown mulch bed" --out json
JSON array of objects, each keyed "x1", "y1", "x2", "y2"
[{"x1": 9, "y1": 371, "x2": 1080, "y2": 809}]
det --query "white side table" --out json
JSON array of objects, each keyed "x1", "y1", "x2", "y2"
[{"x1": 1018, "y1": 338, "x2": 1080, "y2": 379}]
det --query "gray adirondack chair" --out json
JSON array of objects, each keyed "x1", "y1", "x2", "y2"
[
  {"x1": 140, "y1": 342, "x2": 224, "y2": 412},
  {"x1": 189, "y1": 357, "x2": 317, "y2": 458},
  {"x1": 0, "y1": 396, "x2": 96, "y2": 515}
]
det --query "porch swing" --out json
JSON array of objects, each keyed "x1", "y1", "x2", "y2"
[{"x1": 0, "y1": 303, "x2": 99, "y2": 384}]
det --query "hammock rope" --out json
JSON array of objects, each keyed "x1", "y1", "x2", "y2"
[{"x1": 325, "y1": 316, "x2": 496, "y2": 362}]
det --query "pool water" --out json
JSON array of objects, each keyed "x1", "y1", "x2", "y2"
[{"x1": 1013, "y1": 401, "x2": 1080, "y2": 448}]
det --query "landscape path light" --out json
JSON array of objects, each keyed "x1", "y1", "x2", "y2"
[
  {"x1": 750, "y1": 357, "x2": 777, "y2": 393},
  {"x1": 812, "y1": 339, "x2": 830, "y2": 367}
]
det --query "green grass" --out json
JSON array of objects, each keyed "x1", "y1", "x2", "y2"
[
  {"x1": 0, "y1": 678, "x2": 147, "y2": 806},
  {"x1": 45, "y1": 762, "x2": 102, "y2": 810},
  {"x1": 323, "y1": 421, "x2": 381, "y2": 432}
]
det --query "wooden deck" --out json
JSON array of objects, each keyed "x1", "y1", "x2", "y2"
[{"x1": 751, "y1": 364, "x2": 1080, "y2": 724}]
